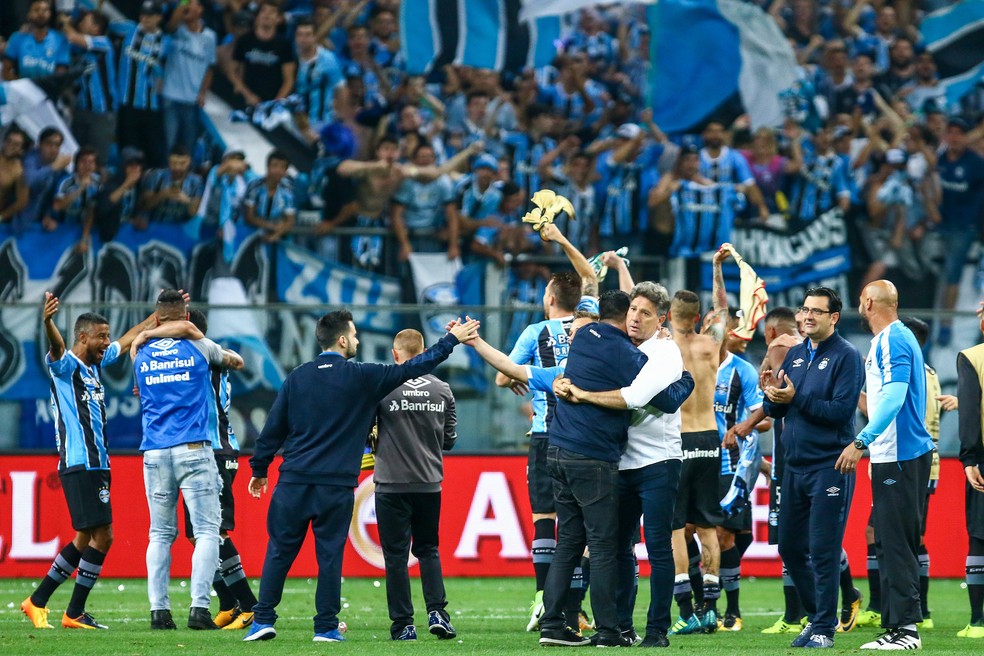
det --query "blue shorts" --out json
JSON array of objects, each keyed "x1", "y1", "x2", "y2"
[{"x1": 940, "y1": 230, "x2": 977, "y2": 285}]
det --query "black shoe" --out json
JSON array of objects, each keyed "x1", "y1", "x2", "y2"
[
  {"x1": 539, "y1": 626, "x2": 591, "y2": 646},
  {"x1": 620, "y1": 628, "x2": 642, "y2": 645},
  {"x1": 589, "y1": 632, "x2": 633, "y2": 647},
  {"x1": 640, "y1": 631, "x2": 670, "y2": 648},
  {"x1": 188, "y1": 607, "x2": 219, "y2": 630},
  {"x1": 150, "y1": 609, "x2": 177, "y2": 630}
]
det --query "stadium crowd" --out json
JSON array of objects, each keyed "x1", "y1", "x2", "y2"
[{"x1": 1, "y1": 0, "x2": 983, "y2": 338}]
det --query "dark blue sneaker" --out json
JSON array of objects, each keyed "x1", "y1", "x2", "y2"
[
  {"x1": 428, "y1": 611, "x2": 456, "y2": 639},
  {"x1": 791, "y1": 623, "x2": 813, "y2": 648},
  {"x1": 243, "y1": 621, "x2": 276, "y2": 641},
  {"x1": 393, "y1": 625, "x2": 417, "y2": 641},
  {"x1": 804, "y1": 633, "x2": 834, "y2": 648},
  {"x1": 313, "y1": 628, "x2": 346, "y2": 642}
]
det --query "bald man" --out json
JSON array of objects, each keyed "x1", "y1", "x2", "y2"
[{"x1": 836, "y1": 281, "x2": 935, "y2": 651}]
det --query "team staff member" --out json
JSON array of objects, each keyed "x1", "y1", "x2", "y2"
[
  {"x1": 538, "y1": 291, "x2": 645, "y2": 648},
  {"x1": 957, "y1": 305, "x2": 984, "y2": 639},
  {"x1": 132, "y1": 290, "x2": 244, "y2": 631},
  {"x1": 764, "y1": 287, "x2": 863, "y2": 649},
  {"x1": 837, "y1": 281, "x2": 934, "y2": 650},
  {"x1": 374, "y1": 329, "x2": 458, "y2": 642},
  {"x1": 22, "y1": 293, "x2": 155, "y2": 630},
  {"x1": 244, "y1": 312, "x2": 479, "y2": 643}
]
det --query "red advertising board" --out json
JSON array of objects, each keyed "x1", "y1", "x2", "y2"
[{"x1": 0, "y1": 455, "x2": 970, "y2": 578}]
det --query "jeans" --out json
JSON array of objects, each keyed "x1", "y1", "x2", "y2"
[
  {"x1": 541, "y1": 446, "x2": 621, "y2": 637},
  {"x1": 143, "y1": 443, "x2": 221, "y2": 611},
  {"x1": 616, "y1": 459, "x2": 682, "y2": 636},
  {"x1": 375, "y1": 491, "x2": 447, "y2": 636},
  {"x1": 163, "y1": 98, "x2": 201, "y2": 155}
]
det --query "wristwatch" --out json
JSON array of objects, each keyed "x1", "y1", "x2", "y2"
[{"x1": 854, "y1": 438, "x2": 866, "y2": 450}]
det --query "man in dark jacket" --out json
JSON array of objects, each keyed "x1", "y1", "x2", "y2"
[
  {"x1": 244, "y1": 311, "x2": 479, "y2": 643},
  {"x1": 374, "y1": 328, "x2": 458, "y2": 642},
  {"x1": 763, "y1": 287, "x2": 864, "y2": 649}
]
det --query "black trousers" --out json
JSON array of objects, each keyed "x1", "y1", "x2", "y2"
[
  {"x1": 375, "y1": 491, "x2": 448, "y2": 636},
  {"x1": 616, "y1": 459, "x2": 681, "y2": 636},
  {"x1": 541, "y1": 446, "x2": 620, "y2": 638},
  {"x1": 871, "y1": 451, "x2": 932, "y2": 628},
  {"x1": 253, "y1": 482, "x2": 353, "y2": 633},
  {"x1": 777, "y1": 466, "x2": 854, "y2": 637}
]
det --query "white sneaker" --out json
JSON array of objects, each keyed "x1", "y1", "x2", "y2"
[{"x1": 860, "y1": 628, "x2": 921, "y2": 650}]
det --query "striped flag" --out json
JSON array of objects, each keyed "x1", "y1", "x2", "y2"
[
  {"x1": 400, "y1": 0, "x2": 561, "y2": 74},
  {"x1": 921, "y1": 0, "x2": 984, "y2": 110}
]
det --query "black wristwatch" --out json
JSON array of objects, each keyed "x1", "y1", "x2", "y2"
[{"x1": 854, "y1": 438, "x2": 866, "y2": 450}]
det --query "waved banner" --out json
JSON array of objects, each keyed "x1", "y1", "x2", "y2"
[
  {"x1": 0, "y1": 454, "x2": 969, "y2": 578},
  {"x1": 0, "y1": 224, "x2": 401, "y2": 448},
  {"x1": 700, "y1": 208, "x2": 851, "y2": 308}
]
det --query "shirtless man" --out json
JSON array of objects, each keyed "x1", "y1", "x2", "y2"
[
  {"x1": 0, "y1": 128, "x2": 29, "y2": 224},
  {"x1": 667, "y1": 247, "x2": 729, "y2": 635}
]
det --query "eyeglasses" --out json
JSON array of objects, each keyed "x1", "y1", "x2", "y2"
[{"x1": 799, "y1": 306, "x2": 833, "y2": 316}]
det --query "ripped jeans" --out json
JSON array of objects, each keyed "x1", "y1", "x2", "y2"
[{"x1": 143, "y1": 442, "x2": 222, "y2": 611}]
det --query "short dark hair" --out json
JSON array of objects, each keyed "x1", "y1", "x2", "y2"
[
  {"x1": 902, "y1": 316, "x2": 929, "y2": 347},
  {"x1": 500, "y1": 181, "x2": 521, "y2": 197},
  {"x1": 169, "y1": 143, "x2": 191, "y2": 158},
  {"x1": 550, "y1": 271, "x2": 582, "y2": 313},
  {"x1": 294, "y1": 16, "x2": 315, "y2": 31},
  {"x1": 188, "y1": 308, "x2": 208, "y2": 335},
  {"x1": 267, "y1": 149, "x2": 289, "y2": 166},
  {"x1": 466, "y1": 90, "x2": 489, "y2": 104},
  {"x1": 765, "y1": 306, "x2": 797, "y2": 326},
  {"x1": 804, "y1": 287, "x2": 842, "y2": 314},
  {"x1": 317, "y1": 310, "x2": 354, "y2": 350},
  {"x1": 670, "y1": 289, "x2": 701, "y2": 322},
  {"x1": 376, "y1": 135, "x2": 399, "y2": 150},
  {"x1": 599, "y1": 290, "x2": 630, "y2": 322},
  {"x1": 87, "y1": 10, "x2": 109, "y2": 34},
  {"x1": 74, "y1": 146, "x2": 97, "y2": 165},
  {"x1": 74, "y1": 312, "x2": 109, "y2": 338},
  {"x1": 38, "y1": 127, "x2": 63, "y2": 144},
  {"x1": 411, "y1": 142, "x2": 435, "y2": 159}
]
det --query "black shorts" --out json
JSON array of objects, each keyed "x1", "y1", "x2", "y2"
[
  {"x1": 527, "y1": 437, "x2": 555, "y2": 514},
  {"x1": 61, "y1": 469, "x2": 112, "y2": 531},
  {"x1": 673, "y1": 431, "x2": 723, "y2": 530},
  {"x1": 185, "y1": 453, "x2": 238, "y2": 538},
  {"x1": 768, "y1": 478, "x2": 780, "y2": 545},
  {"x1": 719, "y1": 474, "x2": 752, "y2": 532}
]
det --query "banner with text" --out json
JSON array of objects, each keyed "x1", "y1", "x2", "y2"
[{"x1": 0, "y1": 454, "x2": 968, "y2": 578}]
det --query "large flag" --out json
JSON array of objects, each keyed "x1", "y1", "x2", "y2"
[
  {"x1": 647, "y1": 0, "x2": 797, "y2": 133},
  {"x1": 921, "y1": 0, "x2": 984, "y2": 110},
  {"x1": 400, "y1": 0, "x2": 561, "y2": 74}
]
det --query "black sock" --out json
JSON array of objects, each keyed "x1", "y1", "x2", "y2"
[
  {"x1": 782, "y1": 565, "x2": 803, "y2": 623},
  {"x1": 735, "y1": 533, "x2": 753, "y2": 559},
  {"x1": 31, "y1": 542, "x2": 82, "y2": 608},
  {"x1": 968, "y1": 537, "x2": 984, "y2": 624},
  {"x1": 532, "y1": 519, "x2": 556, "y2": 593},
  {"x1": 687, "y1": 539, "x2": 704, "y2": 608},
  {"x1": 674, "y1": 575, "x2": 694, "y2": 619},
  {"x1": 702, "y1": 575, "x2": 720, "y2": 613},
  {"x1": 918, "y1": 545, "x2": 930, "y2": 618},
  {"x1": 66, "y1": 547, "x2": 105, "y2": 618},
  {"x1": 839, "y1": 548, "x2": 856, "y2": 607},
  {"x1": 867, "y1": 543, "x2": 881, "y2": 612},
  {"x1": 213, "y1": 570, "x2": 237, "y2": 612},
  {"x1": 721, "y1": 547, "x2": 741, "y2": 617},
  {"x1": 219, "y1": 538, "x2": 257, "y2": 612}
]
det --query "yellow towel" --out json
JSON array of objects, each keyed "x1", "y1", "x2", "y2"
[
  {"x1": 521, "y1": 190, "x2": 575, "y2": 232},
  {"x1": 722, "y1": 243, "x2": 768, "y2": 341}
]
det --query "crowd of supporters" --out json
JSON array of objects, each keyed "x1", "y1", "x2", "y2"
[{"x1": 1, "y1": 0, "x2": 983, "y2": 342}]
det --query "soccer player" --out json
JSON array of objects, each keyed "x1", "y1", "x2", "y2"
[
  {"x1": 22, "y1": 292, "x2": 155, "y2": 630},
  {"x1": 764, "y1": 287, "x2": 863, "y2": 649},
  {"x1": 244, "y1": 312, "x2": 479, "y2": 642},
  {"x1": 837, "y1": 281, "x2": 934, "y2": 650},
  {"x1": 957, "y1": 306, "x2": 984, "y2": 639},
  {"x1": 493, "y1": 222, "x2": 599, "y2": 631},
  {"x1": 373, "y1": 329, "x2": 459, "y2": 641},
  {"x1": 132, "y1": 290, "x2": 245, "y2": 631}
]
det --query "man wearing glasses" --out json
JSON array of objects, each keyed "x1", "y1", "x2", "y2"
[{"x1": 761, "y1": 287, "x2": 864, "y2": 649}]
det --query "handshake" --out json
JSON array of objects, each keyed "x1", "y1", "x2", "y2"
[{"x1": 445, "y1": 317, "x2": 481, "y2": 344}]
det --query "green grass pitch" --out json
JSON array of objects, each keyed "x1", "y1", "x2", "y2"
[{"x1": 0, "y1": 577, "x2": 976, "y2": 654}]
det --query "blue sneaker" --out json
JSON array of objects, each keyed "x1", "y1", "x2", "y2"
[
  {"x1": 313, "y1": 629, "x2": 346, "y2": 642},
  {"x1": 243, "y1": 621, "x2": 276, "y2": 641},
  {"x1": 791, "y1": 623, "x2": 813, "y2": 647},
  {"x1": 393, "y1": 625, "x2": 416, "y2": 641},
  {"x1": 701, "y1": 608, "x2": 719, "y2": 634},
  {"x1": 669, "y1": 615, "x2": 702, "y2": 635},
  {"x1": 428, "y1": 611, "x2": 457, "y2": 639},
  {"x1": 805, "y1": 634, "x2": 834, "y2": 648}
]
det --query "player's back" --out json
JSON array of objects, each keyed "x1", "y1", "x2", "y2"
[{"x1": 675, "y1": 331, "x2": 720, "y2": 433}]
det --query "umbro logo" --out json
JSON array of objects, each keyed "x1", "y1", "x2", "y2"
[
  {"x1": 792, "y1": 358, "x2": 804, "y2": 368},
  {"x1": 404, "y1": 378, "x2": 431, "y2": 390},
  {"x1": 389, "y1": 400, "x2": 399, "y2": 411},
  {"x1": 883, "y1": 479, "x2": 897, "y2": 485},
  {"x1": 149, "y1": 338, "x2": 177, "y2": 350},
  {"x1": 826, "y1": 486, "x2": 840, "y2": 496}
]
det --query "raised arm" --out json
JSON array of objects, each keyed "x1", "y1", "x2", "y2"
[
  {"x1": 42, "y1": 292, "x2": 66, "y2": 361},
  {"x1": 539, "y1": 223, "x2": 598, "y2": 297},
  {"x1": 602, "y1": 250, "x2": 634, "y2": 292}
]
